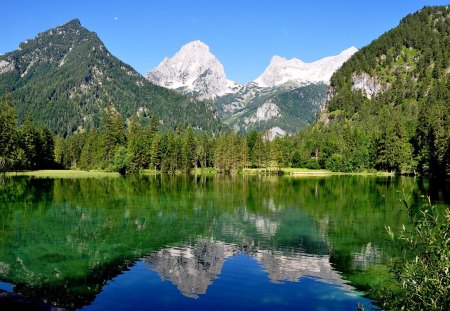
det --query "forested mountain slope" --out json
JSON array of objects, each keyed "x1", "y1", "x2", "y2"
[
  {"x1": 216, "y1": 82, "x2": 327, "y2": 138},
  {"x1": 0, "y1": 19, "x2": 221, "y2": 136},
  {"x1": 295, "y1": 6, "x2": 449, "y2": 175}
]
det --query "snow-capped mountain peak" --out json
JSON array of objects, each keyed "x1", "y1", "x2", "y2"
[
  {"x1": 145, "y1": 40, "x2": 241, "y2": 100},
  {"x1": 254, "y1": 47, "x2": 358, "y2": 88}
]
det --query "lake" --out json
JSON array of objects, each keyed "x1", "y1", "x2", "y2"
[{"x1": 0, "y1": 175, "x2": 448, "y2": 310}]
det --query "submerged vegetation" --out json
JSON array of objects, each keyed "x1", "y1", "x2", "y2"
[{"x1": 0, "y1": 174, "x2": 430, "y2": 308}]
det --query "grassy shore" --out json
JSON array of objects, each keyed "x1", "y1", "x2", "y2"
[
  {"x1": 243, "y1": 167, "x2": 331, "y2": 175},
  {"x1": 5, "y1": 170, "x2": 120, "y2": 178},
  {"x1": 4, "y1": 168, "x2": 395, "y2": 178},
  {"x1": 242, "y1": 167, "x2": 395, "y2": 176}
]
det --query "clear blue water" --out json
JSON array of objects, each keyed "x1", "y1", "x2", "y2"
[
  {"x1": 1, "y1": 175, "x2": 446, "y2": 310},
  {"x1": 82, "y1": 255, "x2": 374, "y2": 311}
]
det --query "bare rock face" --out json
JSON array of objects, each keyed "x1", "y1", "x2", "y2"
[
  {"x1": 244, "y1": 101, "x2": 281, "y2": 125},
  {"x1": 351, "y1": 72, "x2": 389, "y2": 99},
  {"x1": 145, "y1": 41, "x2": 241, "y2": 100},
  {"x1": 254, "y1": 47, "x2": 358, "y2": 88},
  {"x1": 146, "y1": 43, "x2": 357, "y2": 137},
  {"x1": 0, "y1": 60, "x2": 14, "y2": 74}
]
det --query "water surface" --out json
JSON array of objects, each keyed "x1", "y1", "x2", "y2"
[{"x1": 0, "y1": 175, "x2": 447, "y2": 310}]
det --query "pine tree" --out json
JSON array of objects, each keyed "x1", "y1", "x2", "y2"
[
  {"x1": 253, "y1": 133, "x2": 264, "y2": 169},
  {"x1": 127, "y1": 114, "x2": 147, "y2": 173},
  {"x1": 182, "y1": 126, "x2": 196, "y2": 173},
  {"x1": 0, "y1": 94, "x2": 21, "y2": 171},
  {"x1": 150, "y1": 134, "x2": 162, "y2": 172},
  {"x1": 20, "y1": 112, "x2": 39, "y2": 170},
  {"x1": 100, "y1": 108, "x2": 125, "y2": 164},
  {"x1": 38, "y1": 126, "x2": 55, "y2": 169},
  {"x1": 247, "y1": 131, "x2": 259, "y2": 167},
  {"x1": 196, "y1": 134, "x2": 210, "y2": 169},
  {"x1": 53, "y1": 136, "x2": 65, "y2": 168},
  {"x1": 165, "y1": 130, "x2": 179, "y2": 173},
  {"x1": 240, "y1": 137, "x2": 249, "y2": 169},
  {"x1": 80, "y1": 130, "x2": 99, "y2": 170}
]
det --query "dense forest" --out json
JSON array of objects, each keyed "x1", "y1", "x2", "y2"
[
  {"x1": 303, "y1": 6, "x2": 450, "y2": 176},
  {"x1": 0, "y1": 94, "x2": 54, "y2": 172},
  {"x1": 0, "y1": 93, "x2": 322, "y2": 174}
]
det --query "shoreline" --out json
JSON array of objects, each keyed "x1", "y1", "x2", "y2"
[{"x1": 3, "y1": 169, "x2": 396, "y2": 178}]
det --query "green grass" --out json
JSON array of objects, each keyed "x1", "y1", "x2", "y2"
[
  {"x1": 5, "y1": 170, "x2": 120, "y2": 178},
  {"x1": 239, "y1": 167, "x2": 330, "y2": 176},
  {"x1": 242, "y1": 167, "x2": 395, "y2": 176},
  {"x1": 191, "y1": 168, "x2": 218, "y2": 175},
  {"x1": 5, "y1": 168, "x2": 395, "y2": 178},
  {"x1": 279, "y1": 167, "x2": 332, "y2": 174}
]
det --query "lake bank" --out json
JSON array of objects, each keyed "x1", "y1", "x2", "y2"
[
  {"x1": 3, "y1": 168, "x2": 395, "y2": 178},
  {"x1": 5, "y1": 170, "x2": 120, "y2": 178}
]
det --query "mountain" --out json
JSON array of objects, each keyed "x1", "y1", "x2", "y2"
[
  {"x1": 145, "y1": 40, "x2": 241, "y2": 100},
  {"x1": 215, "y1": 48, "x2": 356, "y2": 137},
  {"x1": 146, "y1": 43, "x2": 356, "y2": 138},
  {"x1": 303, "y1": 5, "x2": 450, "y2": 175},
  {"x1": 216, "y1": 82, "x2": 327, "y2": 137},
  {"x1": 254, "y1": 47, "x2": 358, "y2": 87},
  {"x1": 0, "y1": 20, "x2": 221, "y2": 136}
]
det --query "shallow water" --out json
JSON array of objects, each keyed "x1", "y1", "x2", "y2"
[{"x1": 0, "y1": 175, "x2": 447, "y2": 310}]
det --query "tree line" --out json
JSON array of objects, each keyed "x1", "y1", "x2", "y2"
[
  {"x1": 1, "y1": 91, "x2": 448, "y2": 176},
  {"x1": 0, "y1": 94, "x2": 54, "y2": 172},
  {"x1": 53, "y1": 107, "x2": 279, "y2": 174}
]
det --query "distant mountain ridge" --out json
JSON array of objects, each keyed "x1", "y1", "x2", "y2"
[
  {"x1": 0, "y1": 20, "x2": 221, "y2": 135},
  {"x1": 254, "y1": 47, "x2": 358, "y2": 87},
  {"x1": 146, "y1": 41, "x2": 356, "y2": 137},
  {"x1": 146, "y1": 41, "x2": 357, "y2": 96}
]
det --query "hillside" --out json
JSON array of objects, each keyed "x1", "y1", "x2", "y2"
[
  {"x1": 216, "y1": 82, "x2": 327, "y2": 138},
  {"x1": 297, "y1": 5, "x2": 450, "y2": 175},
  {"x1": 0, "y1": 20, "x2": 221, "y2": 136}
]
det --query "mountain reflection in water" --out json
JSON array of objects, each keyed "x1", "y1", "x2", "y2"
[
  {"x1": 0, "y1": 174, "x2": 446, "y2": 310},
  {"x1": 145, "y1": 239, "x2": 353, "y2": 299}
]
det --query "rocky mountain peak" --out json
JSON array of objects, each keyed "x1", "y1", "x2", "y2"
[
  {"x1": 145, "y1": 40, "x2": 241, "y2": 100},
  {"x1": 179, "y1": 40, "x2": 210, "y2": 53},
  {"x1": 254, "y1": 47, "x2": 358, "y2": 88},
  {"x1": 340, "y1": 46, "x2": 358, "y2": 56}
]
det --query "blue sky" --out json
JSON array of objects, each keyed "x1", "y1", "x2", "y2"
[{"x1": 1, "y1": 0, "x2": 447, "y2": 83}]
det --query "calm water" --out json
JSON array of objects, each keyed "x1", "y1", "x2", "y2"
[{"x1": 0, "y1": 175, "x2": 448, "y2": 310}]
